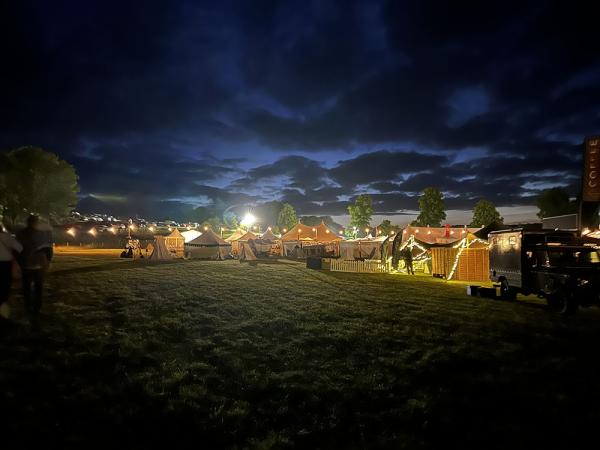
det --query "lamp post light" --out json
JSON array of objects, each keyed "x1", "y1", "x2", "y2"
[{"x1": 312, "y1": 227, "x2": 317, "y2": 240}]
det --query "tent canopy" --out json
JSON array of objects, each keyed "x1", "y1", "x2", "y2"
[
  {"x1": 168, "y1": 228, "x2": 185, "y2": 239},
  {"x1": 260, "y1": 228, "x2": 278, "y2": 241},
  {"x1": 187, "y1": 228, "x2": 229, "y2": 246},
  {"x1": 281, "y1": 221, "x2": 342, "y2": 242},
  {"x1": 225, "y1": 229, "x2": 245, "y2": 242},
  {"x1": 401, "y1": 226, "x2": 482, "y2": 246},
  {"x1": 238, "y1": 230, "x2": 258, "y2": 241}
]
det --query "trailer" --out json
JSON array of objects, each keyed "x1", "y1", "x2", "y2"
[{"x1": 485, "y1": 229, "x2": 600, "y2": 314}]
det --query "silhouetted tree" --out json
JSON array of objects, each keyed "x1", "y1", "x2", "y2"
[
  {"x1": 348, "y1": 195, "x2": 373, "y2": 235},
  {"x1": 470, "y1": 199, "x2": 503, "y2": 227},
  {"x1": 536, "y1": 188, "x2": 577, "y2": 219},
  {"x1": 277, "y1": 203, "x2": 298, "y2": 231},
  {"x1": 0, "y1": 146, "x2": 79, "y2": 226},
  {"x1": 412, "y1": 187, "x2": 446, "y2": 227}
]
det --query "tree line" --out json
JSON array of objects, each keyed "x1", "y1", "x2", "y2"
[{"x1": 0, "y1": 147, "x2": 579, "y2": 232}]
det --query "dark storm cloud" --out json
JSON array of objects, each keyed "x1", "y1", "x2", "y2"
[
  {"x1": 232, "y1": 156, "x2": 329, "y2": 191},
  {"x1": 329, "y1": 151, "x2": 448, "y2": 187},
  {"x1": 1, "y1": 0, "x2": 599, "y2": 220}
]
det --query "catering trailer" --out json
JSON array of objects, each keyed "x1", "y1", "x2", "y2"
[{"x1": 488, "y1": 229, "x2": 600, "y2": 314}]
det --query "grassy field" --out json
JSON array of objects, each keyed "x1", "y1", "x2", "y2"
[{"x1": 1, "y1": 253, "x2": 600, "y2": 449}]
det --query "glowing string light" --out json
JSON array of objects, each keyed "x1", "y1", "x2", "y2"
[{"x1": 447, "y1": 236, "x2": 490, "y2": 280}]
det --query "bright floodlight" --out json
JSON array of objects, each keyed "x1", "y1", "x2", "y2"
[{"x1": 241, "y1": 212, "x2": 256, "y2": 227}]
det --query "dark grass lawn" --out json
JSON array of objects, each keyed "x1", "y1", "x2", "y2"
[{"x1": 2, "y1": 253, "x2": 600, "y2": 449}]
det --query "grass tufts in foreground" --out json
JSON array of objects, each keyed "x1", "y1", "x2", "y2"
[{"x1": 1, "y1": 254, "x2": 600, "y2": 448}]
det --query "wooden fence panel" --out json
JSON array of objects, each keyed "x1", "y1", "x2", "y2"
[{"x1": 328, "y1": 259, "x2": 390, "y2": 273}]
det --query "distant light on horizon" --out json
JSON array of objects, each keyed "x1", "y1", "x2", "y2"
[{"x1": 241, "y1": 212, "x2": 256, "y2": 227}]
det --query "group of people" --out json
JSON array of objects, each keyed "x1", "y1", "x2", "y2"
[{"x1": 0, "y1": 215, "x2": 54, "y2": 323}]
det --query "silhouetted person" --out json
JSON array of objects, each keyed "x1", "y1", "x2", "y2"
[
  {"x1": 403, "y1": 248, "x2": 414, "y2": 275},
  {"x1": 0, "y1": 225, "x2": 23, "y2": 319},
  {"x1": 16, "y1": 215, "x2": 53, "y2": 319}
]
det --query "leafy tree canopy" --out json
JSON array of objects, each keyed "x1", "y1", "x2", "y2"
[
  {"x1": 412, "y1": 187, "x2": 446, "y2": 227},
  {"x1": 277, "y1": 203, "x2": 298, "y2": 231},
  {"x1": 470, "y1": 199, "x2": 503, "y2": 227},
  {"x1": 536, "y1": 187, "x2": 577, "y2": 219},
  {"x1": 377, "y1": 219, "x2": 400, "y2": 237},
  {"x1": 202, "y1": 216, "x2": 222, "y2": 232},
  {"x1": 348, "y1": 195, "x2": 373, "y2": 234},
  {"x1": 0, "y1": 146, "x2": 79, "y2": 226}
]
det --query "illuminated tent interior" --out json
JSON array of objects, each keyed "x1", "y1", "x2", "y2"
[
  {"x1": 280, "y1": 222, "x2": 343, "y2": 257},
  {"x1": 339, "y1": 236, "x2": 388, "y2": 260},
  {"x1": 165, "y1": 228, "x2": 185, "y2": 257}
]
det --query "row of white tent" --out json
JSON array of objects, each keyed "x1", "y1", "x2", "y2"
[{"x1": 148, "y1": 230, "x2": 391, "y2": 262}]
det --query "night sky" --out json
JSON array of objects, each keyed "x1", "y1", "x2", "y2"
[{"x1": 2, "y1": 1, "x2": 599, "y2": 224}]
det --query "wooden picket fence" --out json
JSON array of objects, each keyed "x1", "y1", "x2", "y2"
[{"x1": 327, "y1": 258, "x2": 391, "y2": 273}]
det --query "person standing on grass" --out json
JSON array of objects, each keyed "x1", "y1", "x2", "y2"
[
  {"x1": 0, "y1": 224, "x2": 23, "y2": 320},
  {"x1": 16, "y1": 215, "x2": 54, "y2": 319},
  {"x1": 403, "y1": 247, "x2": 414, "y2": 275}
]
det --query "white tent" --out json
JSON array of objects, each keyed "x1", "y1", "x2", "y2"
[
  {"x1": 181, "y1": 230, "x2": 202, "y2": 243},
  {"x1": 339, "y1": 236, "x2": 388, "y2": 260},
  {"x1": 149, "y1": 236, "x2": 175, "y2": 261}
]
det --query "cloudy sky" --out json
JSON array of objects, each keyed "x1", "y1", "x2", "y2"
[{"x1": 2, "y1": 0, "x2": 598, "y2": 224}]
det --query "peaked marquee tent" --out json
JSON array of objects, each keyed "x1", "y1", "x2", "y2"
[
  {"x1": 260, "y1": 228, "x2": 278, "y2": 241},
  {"x1": 280, "y1": 222, "x2": 342, "y2": 242},
  {"x1": 149, "y1": 236, "x2": 175, "y2": 261},
  {"x1": 185, "y1": 229, "x2": 231, "y2": 260},
  {"x1": 280, "y1": 221, "x2": 343, "y2": 257},
  {"x1": 239, "y1": 242, "x2": 257, "y2": 261},
  {"x1": 225, "y1": 229, "x2": 245, "y2": 243},
  {"x1": 165, "y1": 228, "x2": 185, "y2": 257},
  {"x1": 229, "y1": 230, "x2": 258, "y2": 254},
  {"x1": 238, "y1": 231, "x2": 258, "y2": 241}
]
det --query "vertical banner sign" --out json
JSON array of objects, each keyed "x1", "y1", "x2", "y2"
[{"x1": 583, "y1": 136, "x2": 600, "y2": 202}]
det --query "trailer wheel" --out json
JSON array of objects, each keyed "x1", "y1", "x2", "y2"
[{"x1": 546, "y1": 290, "x2": 578, "y2": 315}]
